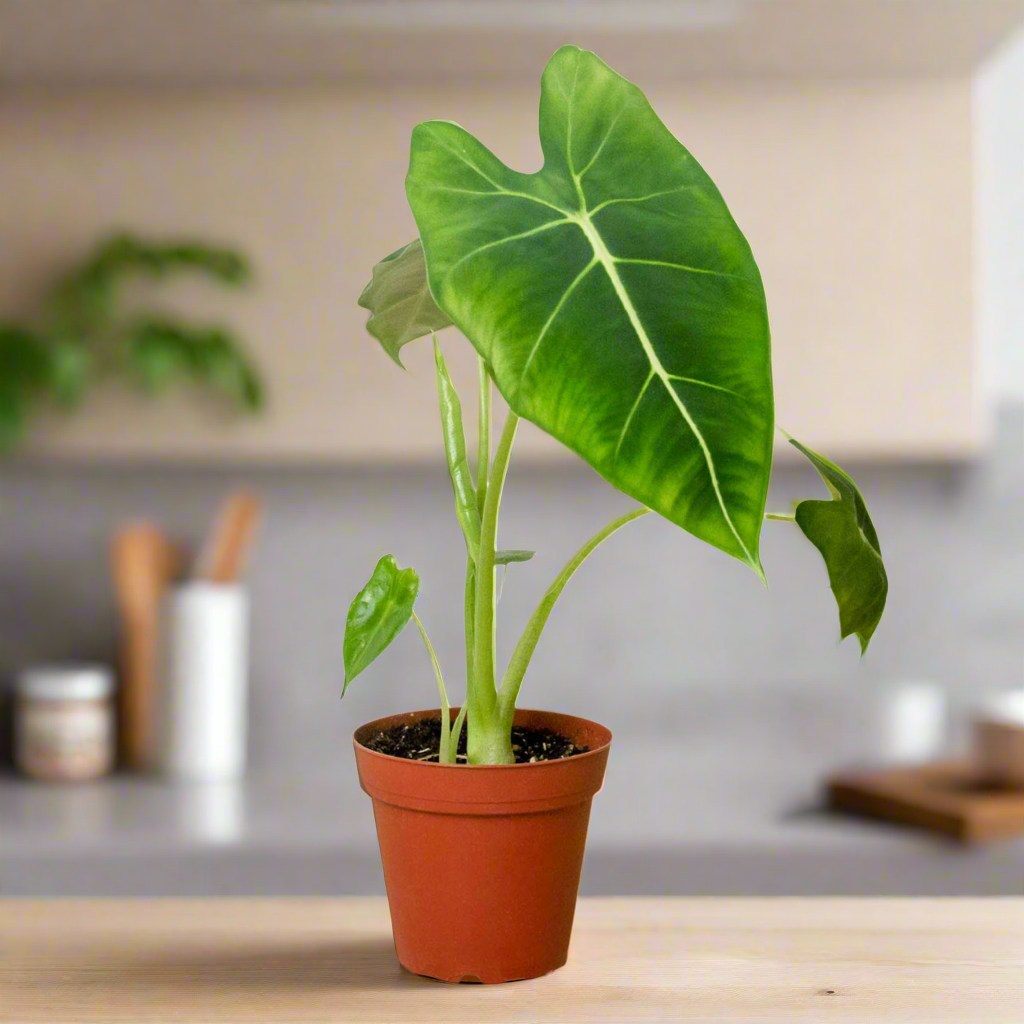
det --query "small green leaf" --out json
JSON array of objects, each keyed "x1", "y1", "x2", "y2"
[
  {"x1": 236, "y1": 361, "x2": 266, "y2": 413},
  {"x1": 789, "y1": 438, "x2": 888, "y2": 653},
  {"x1": 343, "y1": 555, "x2": 420, "y2": 692},
  {"x1": 89, "y1": 232, "x2": 252, "y2": 285},
  {"x1": 127, "y1": 319, "x2": 265, "y2": 413},
  {"x1": 48, "y1": 341, "x2": 91, "y2": 408},
  {"x1": 129, "y1": 320, "x2": 187, "y2": 392},
  {"x1": 0, "y1": 324, "x2": 51, "y2": 388},
  {"x1": 190, "y1": 328, "x2": 266, "y2": 412},
  {"x1": 434, "y1": 337, "x2": 481, "y2": 559},
  {"x1": 47, "y1": 268, "x2": 116, "y2": 332},
  {"x1": 358, "y1": 239, "x2": 452, "y2": 366},
  {"x1": 495, "y1": 549, "x2": 535, "y2": 565},
  {"x1": 0, "y1": 386, "x2": 25, "y2": 449}
]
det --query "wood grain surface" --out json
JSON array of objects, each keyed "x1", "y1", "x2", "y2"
[{"x1": 3, "y1": 899, "x2": 1022, "y2": 1023}]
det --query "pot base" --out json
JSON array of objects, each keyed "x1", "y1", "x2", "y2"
[{"x1": 407, "y1": 958, "x2": 566, "y2": 985}]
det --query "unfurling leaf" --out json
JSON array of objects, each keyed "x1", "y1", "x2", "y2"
[
  {"x1": 495, "y1": 549, "x2": 535, "y2": 565},
  {"x1": 358, "y1": 239, "x2": 452, "y2": 366},
  {"x1": 789, "y1": 439, "x2": 888, "y2": 653},
  {"x1": 0, "y1": 387, "x2": 25, "y2": 448},
  {"x1": 407, "y1": 45, "x2": 773, "y2": 575},
  {"x1": 434, "y1": 338, "x2": 480, "y2": 559},
  {"x1": 343, "y1": 555, "x2": 420, "y2": 692}
]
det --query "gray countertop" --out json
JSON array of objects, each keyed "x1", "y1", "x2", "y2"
[{"x1": 3, "y1": 727, "x2": 1023, "y2": 897}]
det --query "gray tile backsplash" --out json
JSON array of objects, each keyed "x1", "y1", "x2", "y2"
[{"x1": 0, "y1": 405, "x2": 1020, "y2": 773}]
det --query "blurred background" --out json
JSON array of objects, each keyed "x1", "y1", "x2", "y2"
[{"x1": 0, "y1": 0, "x2": 1022, "y2": 897}]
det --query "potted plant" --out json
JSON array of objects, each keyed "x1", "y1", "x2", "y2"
[
  {"x1": 0, "y1": 232, "x2": 263, "y2": 446},
  {"x1": 347, "y1": 45, "x2": 888, "y2": 984}
]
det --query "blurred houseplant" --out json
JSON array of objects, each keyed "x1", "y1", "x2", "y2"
[
  {"x1": 0, "y1": 232, "x2": 264, "y2": 445},
  {"x1": 349, "y1": 46, "x2": 889, "y2": 983}
]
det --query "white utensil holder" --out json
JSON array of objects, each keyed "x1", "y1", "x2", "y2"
[{"x1": 158, "y1": 583, "x2": 249, "y2": 781}]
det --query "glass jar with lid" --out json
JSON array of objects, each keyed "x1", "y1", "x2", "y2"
[{"x1": 15, "y1": 665, "x2": 116, "y2": 782}]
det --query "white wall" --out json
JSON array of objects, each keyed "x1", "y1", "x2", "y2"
[
  {"x1": 975, "y1": 28, "x2": 1024, "y2": 406},
  {"x1": 0, "y1": 78, "x2": 980, "y2": 461}
]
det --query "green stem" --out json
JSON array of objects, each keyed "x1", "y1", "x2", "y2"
[
  {"x1": 468, "y1": 409, "x2": 519, "y2": 764},
  {"x1": 449, "y1": 704, "x2": 468, "y2": 760},
  {"x1": 476, "y1": 357, "x2": 490, "y2": 517},
  {"x1": 412, "y1": 610, "x2": 453, "y2": 764},
  {"x1": 498, "y1": 507, "x2": 650, "y2": 718},
  {"x1": 765, "y1": 512, "x2": 796, "y2": 522},
  {"x1": 464, "y1": 561, "x2": 476, "y2": 700}
]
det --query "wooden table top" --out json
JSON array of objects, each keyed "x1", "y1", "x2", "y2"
[{"x1": 3, "y1": 899, "x2": 1022, "y2": 1022}]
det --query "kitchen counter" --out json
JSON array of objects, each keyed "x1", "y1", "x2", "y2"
[
  {"x1": 3, "y1": 740, "x2": 1024, "y2": 896},
  {"x1": 4, "y1": 898, "x2": 1022, "y2": 1022}
]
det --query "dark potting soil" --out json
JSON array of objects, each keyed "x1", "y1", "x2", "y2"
[{"x1": 361, "y1": 717, "x2": 589, "y2": 764}]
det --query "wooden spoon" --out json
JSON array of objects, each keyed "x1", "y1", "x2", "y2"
[
  {"x1": 195, "y1": 491, "x2": 262, "y2": 583},
  {"x1": 111, "y1": 523, "x2": 179, "y2": 771}
]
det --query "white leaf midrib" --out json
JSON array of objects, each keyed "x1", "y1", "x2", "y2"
[{"x1": 572, "y1": 211, "x2": 755, "y2": 567}]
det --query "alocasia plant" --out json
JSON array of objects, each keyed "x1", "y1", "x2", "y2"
[{"x1": 346, "y1": 46, "x2": 888, "y2": 765}]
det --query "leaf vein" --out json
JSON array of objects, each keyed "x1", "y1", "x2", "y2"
[
  {"x1": 577, "y1": 102, "x2": 630, "y2": 183},
  {"x1": 615, "y1": 257, "x2": 750, "y2": 283},
  {"x1": 575, "y1": 214, "x2": 757, "y2": 569},
  {"x1": 516, "y1": 257, "x2": 598, "y2": 398},
  {"x1": 443, "y1": 219, "x2": 573, "y2": 281},
  {"x1": 614, "y1": 371, "x2": 655, "y2": 459},
  {"x1": 430, "y1": 140, "x2": 572, "y2": 216},
  {"x1": 665, "y1": 374, "x2": 745, "y2": 400},
  {"x1": 589, "y1": 184, "x2": 699, "y2": 217}
]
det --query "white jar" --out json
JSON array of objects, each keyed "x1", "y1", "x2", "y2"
[
  {"x1": 16, "y1": 665, "x2": 115, "y2": 782},
  {"x1": 157, "y1": 583, "x2": 249, "y2": 781}
]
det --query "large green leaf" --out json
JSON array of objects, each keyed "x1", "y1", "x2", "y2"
[
  {"x1": 342, "y1": 555, "x2": 420, "y2": 692},
  {"x1": 406, "y1": 45, "x2": 773, "y2": 572},
  {"x1": 789, "y1": 439, "x2": 888, "y2": 653},
  {"x1": 358, "y1": 239, "x2": 452, "y2": 366}
]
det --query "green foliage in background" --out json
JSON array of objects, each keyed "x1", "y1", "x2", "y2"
[
  {"x1": 346, "y1": 47, "x2": 889, "y2": 765},
  {"x1": 0, "y1": 233, "x2": 264, "y2": 446}
]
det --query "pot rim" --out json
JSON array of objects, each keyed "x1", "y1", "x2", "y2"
[{"x1": 352, "y1": 706, "x2": 612, "y2": 770}]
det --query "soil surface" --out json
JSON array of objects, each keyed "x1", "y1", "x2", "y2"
[{"x1": 361, "y1": 717, "x2": 589, "y2": 763}]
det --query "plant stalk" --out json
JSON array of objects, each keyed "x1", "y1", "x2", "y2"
[
  {"x1": 467, "y1": 408, "x2": 519, "y2": 764},
  {"x1": 412, "y1": 610, "x2": 455, "y2": 763},
  {"x1": 476, "y1": 357, "x2": 490, "y2": 516},
  {"x1": 498, "y1": 507, "x2": 650, "y2": 717},
  {"x1": 463, "y1": 561, "x2": 476, "y2": 700}
]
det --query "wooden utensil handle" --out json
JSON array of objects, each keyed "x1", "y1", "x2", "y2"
[
  {"x1": 119, "y1": 619, "x2": 159, "y2": 772},
  {"x1": 203, "y1": 493, "x2": 261, "y2": 583}
]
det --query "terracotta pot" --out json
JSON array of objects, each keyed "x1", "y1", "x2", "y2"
[{"x1": 353, "y1": 707, "x2": 612, "y2": 983}]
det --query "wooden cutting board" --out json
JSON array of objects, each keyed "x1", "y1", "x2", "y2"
[{"x1": 828, "y1": 759, "x2": 1024, "y2": 843}]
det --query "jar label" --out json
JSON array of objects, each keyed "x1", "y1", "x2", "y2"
[{"x1": 17, "y1": 702, "x2": 113, "y2": 780}]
